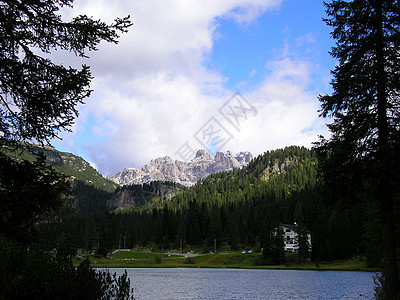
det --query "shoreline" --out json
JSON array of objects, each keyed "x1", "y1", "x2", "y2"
[
  {"x1": 77, "y1": 253, "x2": 381, "y2": 273},
  {"x1": 91, "y1": 264, "x2": 380, "y2": 272}
]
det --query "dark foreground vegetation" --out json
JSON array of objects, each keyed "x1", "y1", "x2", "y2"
[
  {"x1": 0, "y1": 239, "x2": 133, "y2": 299},
  {"x1": 0, "y1": 0, "x2": 133, "y2": 298}
]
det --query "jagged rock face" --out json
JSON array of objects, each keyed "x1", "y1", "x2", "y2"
[
  {"x1": 107, "y1": 188, "x2": 136, "y2": 211},
  {"x1": 111, "y1": 168, "x2": 147, "y2": 185},
  {"x1": 107, "y1": 149, "x2": 253, "y2": 187},
  {"x1": 106, "y1": 182, "x2": 185, "y2": 210},
  {"x1": 234, "y1": 151, "x2": 253, "y2": 165}
]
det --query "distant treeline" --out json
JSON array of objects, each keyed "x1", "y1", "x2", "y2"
[{"x1": 40, "y1": 146, "x2": 384, "y2": 266}]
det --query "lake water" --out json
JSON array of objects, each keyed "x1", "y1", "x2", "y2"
[{"x1": 108, "y1": 268, "x2": 376, "y2": 299}]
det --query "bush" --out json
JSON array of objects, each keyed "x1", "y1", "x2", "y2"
[
  {"x1": 0, "y1": 239, "x2": 134, "y2": 299},
  {"x1": 373, "y1": 273, "x2": 385, "y2": 299},
  {"x1": 285, "y1": 253, "x2": 298, "y2": 266},
  {"x1": 154, "y1": 257, "x2": 162, "y2": 264},
  {"x1": 253, "y1": 255, "x2": 265, "y2": 266},
  {"x1": 183, "y1": 257, "x2": 195, "y2": 264}
]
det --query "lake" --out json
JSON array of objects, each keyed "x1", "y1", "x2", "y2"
[{"x1": 108, "y1": 268, "x2": 376, "y2": 299}]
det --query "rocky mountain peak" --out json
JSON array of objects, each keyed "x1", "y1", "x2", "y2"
[
  {"x1": 235, "y1": 151, "x2": 253, "y2": 165},
  {"x1": 194, "y1": 149, "x2": 213, "y2": 161},
  {"x1": 108, "y1": 149, "x2": 253, "y2": 187}
]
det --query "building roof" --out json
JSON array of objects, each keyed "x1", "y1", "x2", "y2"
[{"x1": 283, "y1": 224, "x2": 312, "y2": 234}]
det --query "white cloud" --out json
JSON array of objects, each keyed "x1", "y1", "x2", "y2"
[
  {"x1": 218, "y1": 57, "x2": 327, "y2": 158},
  {"x1": 54, "y1": 0, "x2": 330, "y2": 176}
]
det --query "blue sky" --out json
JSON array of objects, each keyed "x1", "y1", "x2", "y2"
[
  {"x1": 207, "y1": 0, "x2": 334, "y2": 90},
  {"x1": 54, "y1": 0, "x2": 336, "y2": 175}
]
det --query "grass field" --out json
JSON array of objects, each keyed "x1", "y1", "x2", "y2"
[
  {"x1": 111, "y1": 251, "x2": 182, "y2": 260},
  {"x1": 75, "y1": 251, "x2": 380, "y2": 272}
]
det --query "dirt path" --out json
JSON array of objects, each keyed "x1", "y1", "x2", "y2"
[{"x1": 164, "y1": 251, "x2": 202, "y2": 257}]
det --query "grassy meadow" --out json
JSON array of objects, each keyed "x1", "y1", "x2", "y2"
[{"x1": 75, "y1": 251, "x2": 380, "y2": 272}]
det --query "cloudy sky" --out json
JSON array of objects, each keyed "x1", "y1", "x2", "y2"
[{"x1": 52, "y1": 0, "x2": 336, "y2": 176}]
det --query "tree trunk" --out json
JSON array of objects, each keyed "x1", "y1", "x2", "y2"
[{"x1": 375, "y1": 2, "x2": 399, "y2": 298}]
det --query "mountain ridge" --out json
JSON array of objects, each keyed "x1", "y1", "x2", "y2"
[
  {"x1": 107, "y1": 149, "x2": 253, "y2": 187},
  {"x1": 1, "y1": 144, "x2": 117, "y2": 193}
]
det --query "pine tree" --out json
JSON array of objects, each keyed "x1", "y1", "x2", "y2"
[
  {"x1": 0, "y1": 2, "x2": 132, "y2": 297},
  {"x1": 316, "y1": 1, "x2": 400, "y2": 297},
  {"x1": 294, "y1": 202, "x2": 309, "y2": 264},
  {"x1": 0, "y1": 0, "x2": 131, "y2": 144}
]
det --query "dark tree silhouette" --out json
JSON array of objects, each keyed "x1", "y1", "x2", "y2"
[
  {"x1": 0, "y1": 0, "x2": 131, "y2": 144},
  {"x1": 0, "y1": 1, "x2": 132, "y2": 298},
  {"x1": 316, "y1": 1, "x2": 399, "y2": 297},
  {"x1": 0, "y1": 0, "x2": 131, "y2": 239}
]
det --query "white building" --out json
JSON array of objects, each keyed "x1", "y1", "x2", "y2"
[{"x1": 281, "y1": 223, "x2": 312, "y2": 253}]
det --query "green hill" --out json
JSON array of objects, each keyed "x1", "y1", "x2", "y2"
[
  {"x1": 162, "y1": 145, "x2": 318, "y2": 209},
  {"x1": 2, "y1": 144, "x2": 117, "y2": 193},
  {"x1": 2, "y1": 144, "x2": 118, "y2": 216}
]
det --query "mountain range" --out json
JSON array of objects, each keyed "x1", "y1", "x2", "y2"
[{"x1": 107, "y1": 149, "x2": 253, "y2": 187}]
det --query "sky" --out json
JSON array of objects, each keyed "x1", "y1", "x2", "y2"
[{"x1": 52, "y1": 0, "x2": 336, "y2": 176}]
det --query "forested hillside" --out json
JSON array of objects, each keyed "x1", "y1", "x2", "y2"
[
  {"x1": 1, "y1": 145, "x2": 117, "y2": 216},
  {"x1": 45, "y1": 146, "x2": 370, "y2": 264},
  {"x1": 2, "y1": 145, "x2": 117, "y2": 192},
  {"x1": 107, "y1": 181, "x2": 186, "y2": 211},
  {"x1": 5, "y1": 145, "x2": 379, "y2": 265}
]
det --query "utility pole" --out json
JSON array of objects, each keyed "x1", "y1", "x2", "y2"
[
  {"x1": 214, "y1": 238, "x2": 217, "y2": 254},
  {"x1": 180, "y1": 239, "x2": 182, "y2": 254},
  {"x1": 119, "y1": 234, "x2": 121, "y2": 251}
]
